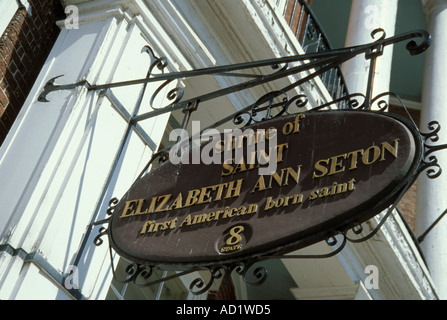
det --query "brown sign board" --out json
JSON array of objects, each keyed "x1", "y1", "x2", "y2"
[{"x1": 108, "y1": 111, "x2": 422, "y2": 269}]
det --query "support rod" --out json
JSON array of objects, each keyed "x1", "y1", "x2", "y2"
[{"x1": 37, "y1": 29, "x2": 431, "y2": 104}]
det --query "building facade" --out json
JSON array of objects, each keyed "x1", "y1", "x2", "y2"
[{"x1": 0, "y1": 0, "x2": 444, "y2": 300}]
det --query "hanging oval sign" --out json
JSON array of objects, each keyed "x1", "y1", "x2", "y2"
[{"x1": 107, "y1": 110, "x2": 422, "y2": 269}]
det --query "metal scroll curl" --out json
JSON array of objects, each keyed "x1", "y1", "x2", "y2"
[
  {"x1": 143, "y1": 45, "x2": 185, "y2": 111},
  {"x1": 188, "y1": 262, "x2": 268, "y2": 295},
  {"x1": 230, "y1": 89, "x2": 424, "y2": 127},
  {"x1": 419, "y1": 121, "x2": 447, "y2": 179},
  {"x1": 92, "y1": 197, "x2": 117, "y2": 247},
  {"x1": 232, "y1": 91, "x2": 308, "y2": 126}
]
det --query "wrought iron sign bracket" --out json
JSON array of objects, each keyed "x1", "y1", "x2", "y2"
[
  {"x1": 38, "y1": 29, "x2": 431, "y2": 119},
  {"x1": 43, "y1": 28, "x2": 447, "y2": 297}
]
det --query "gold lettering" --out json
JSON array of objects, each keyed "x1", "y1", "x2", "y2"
[
  {"x1": 147, "y1": 196, "x2": 157, "y2": 213},
  {"x1": 257, "y1": 149, "x2": 270, "y2": 165},
  {"x1": 294, "y1": 114, "x2": 305, "y2": 133},
  {"x1": 207, "y1": 212, "x2": 216, "y2": 221},
  {"x1": 136, "y1": 200, "x2": 147, "y2": 216},
  {"x1": 285, "y1": 166, "x2": 301, "y2": 185},
  {"x1": 265, "y1": 127, "x2": 276, "y2": 140},
  {"x1": 225, "y1": 134, "x2": 234, "y2": 152},
  {"x1": 197, "y1": 186, "x2": 213, "y2": 205},
  {"x1": 184, "y1": 189, "x2": 201, "y2": 207},
  {"x1": 282, "y1": 114, "x2": 304, "y2": 135},
  {"x1": 251, "y1": 175, "x2": 267, "y2": 193},
  {"x1": 362, "y1": 146, "x2": 381, "y2": 165},
  {"x1": 319, "y1": 187, "x2": 331, "y2": 197},
  {"x1": 282, "y1": 122, "x2": 294, "y2": 135},
  {"x1": 337, "y1": 182, "x2": 347, "y2": 194},
  {"x1": 336, "y1": 179, "x2": 356, "y2": 194},
  {"x1": 313, "y1": 139, "x2": 400, "y2": 179},
  {"x1": 252, "y1": 165, "x2": 300, "y2": 193},
  {"x1": 313, "y1": 159, "x2": 329, "y2": 178},
  {"x1": 309, "y1": 179, "x2": 356, "y2": 201},
  {"x1": 265, "y1": 197, "x2": 275, "y2": 211},
  {"x1": 214, "y1": 210, "x2": 224, "y2": 220},
  {"x1": 214, "y1": 140, "x2": 225, "y2": 153},
  {"x1": 347, "y1": 149, "x2": 364, "y2": 170},
  {"x1": 168, "y1": 193, "x2": 183, "y2": 210},
  {"x1": 140, "y1": 218, "x2": 177, "y2": 234},
  {"x1": 235, "y1": 130, "x2": 255, "y2": 149},
  {"x1": 273, "y1": 143, "x2": 289, "y2": 163},
  {"x1": 120, "y1": 199, "x2": 138, "y2": 218},
  {"x1": 348, "y1": 178, "x2": 356, "y2": 191},
  {"x1": 248, "y1": 203, "x2": 258, "y2": 214},
  {"x1": 237, "y1": 206, "x2": 247, "y2": 216},
  {"x1": 154, "y1": 194, "x2": 172, "y2": 213},
  {"x1": 247, "y1": 150, "x2": 257, "y2": 169},
  {"x1": 264, "y1": 194, "x2": 302, "y2": 211},
  {"x1": 380, "y1": 139, "x2": 399, "y2": 160},
  {"x1": 308, "y1": 189, "x2": 318, "y2": 201},
  {"x1": 180, "y1": 214, "x2": 192, "y2": 227},
  {"x1": 227, "y1": 208, "x2": 237, "y2": 218},
  {"x1": 328, "y1": 154, "x2": 347, "y2": 176},
  {"x1": 140, "y1": 220, "x2": 155, "y2": 234},
  {"x1": 222, "y1": 207, "x2": 232, "y2": 219},
  {"x1": 221, "y1": 143, "x2": 288, "y2": 177},
  {"x1": 212, "y1": 183, "x2": 227, "y2": 201},
  {"x1": 268, "y1": 170, "x2": 284, "y2": 188},
  {"x1": 330, "y1": 181, "x2": 338, "y2": 194},
  {"x1": 224, "y1": 179, "x2": 243, "y2": 199},
  {"x1": 232, "y1": 161, "x2": 247, "y2": 175},
  {"x1": 292, "y1": 194, "x2": 303, "y2": 204},
  {"x1": 221, "y1": 160, "x2": 234, "y2": 177},
  {"x1": 192, "y1": 214, "x2": 208, "y2": 224}
]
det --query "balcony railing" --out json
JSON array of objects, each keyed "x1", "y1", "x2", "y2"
[{"x1": 280, "y1": 0, "x2": 350, "y2": 107}]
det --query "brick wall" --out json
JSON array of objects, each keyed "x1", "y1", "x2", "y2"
[
  {"x1": 284, "y1": 0, "x2": 313, "y2": 38},
  {"x1": 0, "y1": 0, "x2": 64, "y2": 146},
  {"x1": 389, "y1": 105, "x2": 421, "y2": 231}
]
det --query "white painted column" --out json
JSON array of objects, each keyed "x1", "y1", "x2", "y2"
[
  {"x1": 342, "y1": 0, "x2": 398, "y2": 107},
  {"x1": 415, "y1": 0, "x2": 447, "y2": 300},
  {"x1": 0, "y1": 1, "x2": 174, "y2": 300}
]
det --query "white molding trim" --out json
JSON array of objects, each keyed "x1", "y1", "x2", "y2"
[
  {"x1": 422, "y1": 0, "x2": 447, "y2": 16},
  {"x1": 338, "y1": 210, "x2": 439, "y2": 299},
  {"x1": 290, "y1": 284, "x2": 360, "y2": 300}
]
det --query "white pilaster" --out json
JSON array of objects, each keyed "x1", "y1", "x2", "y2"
[
  {"x1": 342, "y1": 0, "x2": 398, "y2": 107},
  {"x1": 416, "y1": 0, "x2": 447, "y2": 300},
  {"x1": 0, "y1": 1, "x2": 175, "y2": 299}
]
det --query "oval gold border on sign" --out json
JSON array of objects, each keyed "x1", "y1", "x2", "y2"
[{"x1": 108, "y1": 111, "x2": 422, "y2": 269}]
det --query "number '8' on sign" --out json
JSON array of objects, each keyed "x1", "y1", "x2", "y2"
[{"x1": 218, "y1": 224, "x2": 252, "y2": 254}]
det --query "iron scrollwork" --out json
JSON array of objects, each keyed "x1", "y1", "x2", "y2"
[
  {"x1": 233, "y1": 90, "x2": 308, "y2": 126},
  {"x1": 37, "y1": 29, "x2": 431, "y2": 116},
  {"x1": 93, "y1": 197, "x2": 117, "y2": 247},
  {"x1": 83, "y1": 28, "x2": 438, "y2": 297},
  {"x1": 144, "y1": 45, "x2": 185, "y2": 111},
  {"x1": 230, "y1": 90, "x2": 404, "y2": 128},
  {"x1": 419, "y1": 121, "x2": 447, "y2": 179}
]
